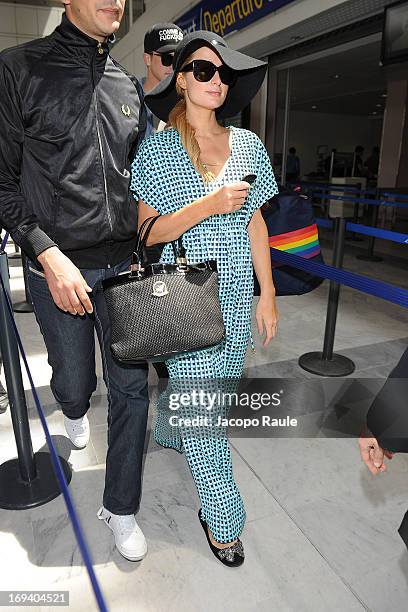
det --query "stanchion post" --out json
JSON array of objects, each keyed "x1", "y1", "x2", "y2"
[
  {"x1": 321, "y1": 217, "x2": 345, "y2": 361},
  {"x1": 0, "y1": 250, "x2": 72, "y2": 509},
  {"x1": 298, "y1": 215, "x2": 355, "y2": 376},
  {"x1": 350, "y1": 182, "x2": 363, "y2": 242},
  {"x1": 324, "y1": 185, "x2": 330, "y2": 219},
  {"x1": 0, "y1": 251, "x2": 37, "y2": 483},
  {"x1": 13, "y1": 252, "x2": 34, "y2": 313},
  {"x1": 357, "y1": 188, "x2": 383, "y2": 262}
]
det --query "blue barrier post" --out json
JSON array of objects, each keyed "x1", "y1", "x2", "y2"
[
  {"x1": 0, "y1": 250, "x2": 72, "y2": 509},
  {"x1": 298, "y1": 217, "x2": 355, "y2": 376},
  {"x1": 13, "y1": 252, "x2": 34, "y2": 314},
  {"x1": 356, "y1": 188, "x2": 383, "y2": 262}
]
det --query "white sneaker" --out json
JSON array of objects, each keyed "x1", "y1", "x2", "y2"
[
  {"x1": 63, "y1": 414, "x2": 90, "y2": 448},
  {"x1": 97, "y1": 506, "x2": 147, "y2": 561}
]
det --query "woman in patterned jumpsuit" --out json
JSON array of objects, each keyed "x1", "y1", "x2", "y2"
[{"x1": 131, "y1": 31, "x2": 278, "y2": 566}]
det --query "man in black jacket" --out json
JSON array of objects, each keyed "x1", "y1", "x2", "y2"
[{"x1": 0, "y1": 0, "x2": 149, "y2": 562}]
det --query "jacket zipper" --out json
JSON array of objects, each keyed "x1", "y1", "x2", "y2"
[{"x1": 93, "y1": 42, "x2": 113, "y2": 235}]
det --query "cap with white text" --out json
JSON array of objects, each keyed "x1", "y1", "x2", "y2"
[{"x1": 144, "y1": 23, "x2": 184, "y2": 54}]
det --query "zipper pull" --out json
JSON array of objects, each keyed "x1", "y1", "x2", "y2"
[{"x1": 97, "y1": 42, "x2": 104, "y2": 55}]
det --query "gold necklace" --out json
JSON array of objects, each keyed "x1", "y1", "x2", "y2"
[{"x1": 202, "y1": 161, "x2": 224, "y2": 168}]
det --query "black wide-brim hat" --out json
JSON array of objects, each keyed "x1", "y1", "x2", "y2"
[{"x1": 144, "y1": 30, "x2": 267, "y2": 122}]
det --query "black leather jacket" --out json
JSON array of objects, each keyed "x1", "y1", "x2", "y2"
[{"x1": 0, "y1": 14, "x2": 146, "y2": 268}]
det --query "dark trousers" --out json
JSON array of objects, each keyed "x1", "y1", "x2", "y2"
[{"x1": 26, "y1": 257, "x2": 149, "y2": 515}]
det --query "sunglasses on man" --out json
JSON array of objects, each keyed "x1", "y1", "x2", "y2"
[
  {"x1": 180, "y1": 59, "x2": 236, "y2": 86},
  {"x1": 149, "y1": 51, "x2": 174, "y2": 67}
]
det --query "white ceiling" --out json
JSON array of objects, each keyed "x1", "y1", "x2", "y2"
[{"x1": 242, "y1": 0, "x2": 398, "y2": 59}]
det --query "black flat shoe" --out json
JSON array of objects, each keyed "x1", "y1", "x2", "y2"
[{"x1": 198, "y1": 509, "x2": 245, "y2": 567}]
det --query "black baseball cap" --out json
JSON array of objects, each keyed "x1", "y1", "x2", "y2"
[{"x1": 144, "y1": 23, "x2": 184, "y2": 54}]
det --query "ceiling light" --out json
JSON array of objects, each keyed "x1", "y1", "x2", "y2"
[
  {"x1": 334, "y1": 74, "x2": 340, "y2": 79},
  {"x1": 376, "y1": 104, "x2": 382, "y2": 107},
  {"x1": 312, "y1": 105, "x2": 317, "y2": 109},
  {"x1": 381, "y1": 93, "x2": 387, "y2": 98}
]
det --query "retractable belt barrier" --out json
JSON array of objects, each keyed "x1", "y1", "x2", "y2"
[
  {"x1": 288, "y1": 181, "x2": 377, "y2": 196},
  {"x1": 316, "y1": 218, "x2": 408, "y2": 245},
  {"x1": 313, "y1": 192, "x2": 408, "y2": 209},
  {"x1": 382, "y1": 192, "x2": 408, "y2": 200},
  {"x1": 289, "y1": 182, "x2": 408, "y2": 203},
  {"x1": 308, "y1": 187, "x2": 408, "y2": 263},
  {"x1": 270, "y1": 207, "x2": 407, "y2": 376},
  {"x1": 270, "y1": 247, "x2": 408, "y2": 308},
  {"x1": 0, "y1": 254, "x2": 108, "y2": 612}
]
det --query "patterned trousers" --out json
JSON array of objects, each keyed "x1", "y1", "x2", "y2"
[{"x1": 154, "y1": 362, "x2": 246, "y2": 544}]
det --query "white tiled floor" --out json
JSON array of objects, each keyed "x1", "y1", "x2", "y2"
[{"x1": 1, "y1": 244, "x2": 408, "y2": 612}]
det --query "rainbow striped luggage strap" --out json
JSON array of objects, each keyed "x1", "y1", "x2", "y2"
[{"x1": 269, "y1": 223, "x2": 320, "y2": 267}]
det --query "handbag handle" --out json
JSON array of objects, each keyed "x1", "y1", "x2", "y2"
[
  {"x1": 132, "y1": 216, "x2": 187, "y2": 270},
  {"x1": 134, "y1": 216, "x2": 158, "y2": 260},
  {"x1": 132, "y1": 216, "x2": 159, "y2": 268}
]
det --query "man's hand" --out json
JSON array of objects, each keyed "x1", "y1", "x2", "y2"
[
  {"x1": 37, "y1": 247, "x2": 93, "y2": 316},
  {"x1": 358, "y1": 427, "x2": 394, "y2": 475}
]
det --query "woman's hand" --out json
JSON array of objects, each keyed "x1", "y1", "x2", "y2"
[
  {"x1": 256, "y1": 291, "x2": 279, "y2": 347},
  {"x1": 206, "y1": 181, "x2": 250, "y2": 215},
  {"x1": 248, "y1": 209, "x2": 278, "y2": 348}
]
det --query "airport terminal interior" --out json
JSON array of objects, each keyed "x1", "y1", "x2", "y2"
[{"x1": 1, "y1": 0, "x2": 408, "y2": 611}]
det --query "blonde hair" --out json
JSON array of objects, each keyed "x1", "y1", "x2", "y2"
[{"x1": 167, "y1": 55, "x2": 218, "y2": 183}]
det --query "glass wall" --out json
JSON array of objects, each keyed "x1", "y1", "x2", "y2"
[{"x1": 269, "y1": 40, "x2": 385, "y2": 188}]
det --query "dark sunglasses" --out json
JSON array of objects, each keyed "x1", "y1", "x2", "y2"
[
  {"x1": 150, "y1": 51, "x2": 174, "y2": 67},
  {"x1": 180, "y1": 59, "x2": 236, "y2": 86}
]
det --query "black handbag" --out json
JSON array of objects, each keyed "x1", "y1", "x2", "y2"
[{"x1": 102, "y1": 216, "x2": 226, "y2": 364}]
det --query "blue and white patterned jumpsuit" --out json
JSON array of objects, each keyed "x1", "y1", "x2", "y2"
[{"x1": 131, "y1": 126, "x2": 278, "y2": 543}]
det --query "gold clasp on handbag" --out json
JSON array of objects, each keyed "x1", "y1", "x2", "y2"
[
  {"x1": 130, "y1": 262, "x2": 144, "y2": 276},
  {"x1": 175, "y1": 255, "x2": 188, "y2": 271}
]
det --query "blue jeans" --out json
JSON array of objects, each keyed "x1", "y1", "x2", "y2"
[{"x1": 26, "y1": 257, "x2": 149, "y2": 515}]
